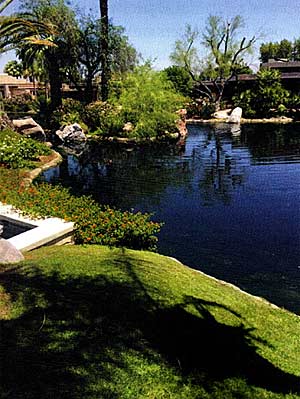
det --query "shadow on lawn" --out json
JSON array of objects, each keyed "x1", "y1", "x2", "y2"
[{"x1": 0, "y1": 256, "x2": 299, "y2": 398}]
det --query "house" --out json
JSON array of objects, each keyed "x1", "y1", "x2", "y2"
[{"x1": 0, "y1": 74, "x2": 38, "y2": 98}]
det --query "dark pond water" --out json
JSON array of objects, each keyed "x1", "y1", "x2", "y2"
[
  {"x1": 0, "y1": 218, "x2": 35, "y2": 239},
  {"x1": 42, "y1": 123, "x2": 300, "y2": 314}
]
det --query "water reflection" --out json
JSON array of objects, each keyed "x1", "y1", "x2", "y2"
[{"x1": 42, "y1": 124, "x2": 300, "y2": 313}]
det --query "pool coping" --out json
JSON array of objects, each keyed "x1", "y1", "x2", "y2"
[{"x1": 0, "y1": 202, "x2": 74, "y2": 252}]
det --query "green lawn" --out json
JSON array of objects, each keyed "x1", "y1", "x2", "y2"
[{"x1": 1, "y1": 246, "x2": 299, "y2": 398}]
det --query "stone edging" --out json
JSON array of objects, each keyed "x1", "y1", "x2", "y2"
[
  {"x1": 186, "y1": 117, "x2": 296, "y2": 124},
  {"x1": 166, "y1": 256, "x2": 299, "y2": 318},
  {"x1": 22, "y1": 150, "x2": 62, "y2": 186}
]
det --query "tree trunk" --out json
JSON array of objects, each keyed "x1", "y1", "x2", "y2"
[
  {"x1": 99, "y1": 0, "x2": 109, "y2": 101},
  {"x1": 85, "y1": 73, "x2": 94, "y2": 103},
  {"x1": 47, "y1": 52, "x2": 62, "y2": 111}
]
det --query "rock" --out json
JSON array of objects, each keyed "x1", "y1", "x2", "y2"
[
  {"x1": 12, "y1": 117, "x2": 46, "y2": 141},
  {"x1": 213, "y1": 109, "x2": 231, "y2": 119},
  {"x1": 123, "y1": 122, "x2": 134, "y2": 134},
  {"x1": 176, "y1": 108, "x2": 187, "y2": 120},
  {"x1": 56, "y1": 123, "x2": 87, "y2": 144},
  {"x1": 228, "y1": 107, "x2": 242, "y2": 123},
  {"x1": 0, "y1": 239, "x2": 24, "y2": 264},
  {"x1": 0, "y1": 113, "x2": 14, "y2": 130},
  {"x1": 177, "y1": 118, "x2": 188, "y2": 139}
]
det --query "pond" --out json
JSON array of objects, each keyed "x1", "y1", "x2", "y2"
[{"x1": 42, "y1": 123, "x2": 300, "y2": 314}]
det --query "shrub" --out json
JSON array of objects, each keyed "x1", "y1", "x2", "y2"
[
  {"x1": 163, "y1": 65, "x2": 194, "y2": 97},
  {"x1": 0, "y1": 180, "x2": 162, "y2": 251},
  {"x1": 3, "y1": 94, "x2": 35, "y2": 116},
  {"x1": 83, "y1": 101, "x2": 125, "y2": 136},
  {"x1": 110, "y1": 65, "x2": 186, "y2": 138},
  {"x1": 232, "y1": 90, "x2": 256, "y2": 118},
  {"x1": 0, "y1": 129, "x2": 51, "y2": 169},
  {"x1": 233, "y1": 69, "x2": 290, "y2": 118},
  {"x1": 186, "y1": 99, "x2": 216, "y2": 119},
  {"x1": 51, "y1": 99, "x2": 87, "y2": 130}
]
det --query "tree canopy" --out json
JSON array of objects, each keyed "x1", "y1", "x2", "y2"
[
  {"x1": 259, "y1": 39, "x2": 297, "y2": 62},
  {"x1": 170, "y1": 15, "x2": 256, "y2": 109},
  {"x1": 1, "y1": 0, "x2": 139, "y2": 108}
]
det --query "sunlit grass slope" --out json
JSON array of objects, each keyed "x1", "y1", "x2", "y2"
[{"x1": 1, "y1": 246, "x2": 299, "y2": 398}]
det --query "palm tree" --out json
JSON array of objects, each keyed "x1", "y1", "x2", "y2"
[
  {"x1": 99, "y1": 0, "x2": 109, "y2": 100},
  {"x1": 0, "y1": 0, "x2": 13, "y2": 14}
]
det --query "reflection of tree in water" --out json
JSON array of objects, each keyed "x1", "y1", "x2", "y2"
[
  {"x1": 44, "y1": 142, "x2": 194, "y2": 209},
  {"x1": 194, "y1": 125, "x2": 250, "y2": 206},
  {"x1": 240, "y1": 124, "x2": 300, "y2": 161},
  {"x1": 43, "y1": 123, "x2": 300, "y2": 209}
]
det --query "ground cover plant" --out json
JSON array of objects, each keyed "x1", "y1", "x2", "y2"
[
  {"x1": 0, "y1": 245, "x2": 299, "y2": 398},
  {"x1": 0, "y1": 128, "x2": 51, "y2": 168},
  {"x1": 0, "y1": 165, "x2": 161, "y2": 250}
]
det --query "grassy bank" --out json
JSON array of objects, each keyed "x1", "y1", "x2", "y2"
[{"x1": 1, "y1": 246, "x2": 299, "y2": 398}]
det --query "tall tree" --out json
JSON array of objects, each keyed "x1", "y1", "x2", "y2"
[
  {"x1": 0, "y1": 0, "x2": 13, "y2": 13},
  {"x1": 99, "y1": 0, "x2": 109, "y2": 100},
  {"x1": 260, "y1": 39, "x2": 293, "y2": 62},
  {"x1": 170, "y1": 16, "x2": 256, "y2": 110},
  {"x1": 14, "y1": 0, "x2": 79, "y2": 111},
  {"x1": 73, "y1": 18, "x2": 138, "y2": 103}
]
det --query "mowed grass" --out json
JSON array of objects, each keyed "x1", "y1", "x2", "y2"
[{"x1": 1, "y1": 246, "x2": 299, "y2": 398}]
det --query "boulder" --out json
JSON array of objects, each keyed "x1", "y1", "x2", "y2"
[
  {"x1": 12, "y1": 117, "x2": 46, "y2": 141},
  {"x1": 123, "y1": 122, "x2": 134, "y2": 134},
  {"x1": 0, "y1": 239, "x2": 24, "y2": 264},
  {"x1": 56, "y1": 123, "x2": 87, "y2": 144},
  {"x1": 213, "y1": 109, "x2": 231, "y2": 119},
  {"x1": 0, "y1": 113, "x2": 14, "y2": 130},
  {"x1": 228, "y1": 107, "x2": 242, "y2": 123}
]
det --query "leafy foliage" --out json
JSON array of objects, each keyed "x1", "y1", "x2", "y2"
[
  {"x1": 163, "y1": 65, "x2": 194, "y2": 97},
  {"x1": 84, "y1": 101, "x2": 124, "y2": 136},
  {"x1": 3, "y1": 60, "x2": 23, "y2": 77},
  {"x1": 0, "y1": 177, "x2": 162, "y2": 250},
  {"x1": 170, "y1": 16, "x2": 256, "y2": 108},
  {"x1": 2, "y1": 93, "x2": 35, "y2": 115},
  {"x1": 260, "y1": 39, "x2": 294, "y2": 62},
  {"x1": 51, "y1": 66, "x2": 186, "y2": 139},
  {"x1": 0, "y1": 128, "x2": 51, "y2": 168},
  {"x1": 233, "y1": 69, "x2": 290, "y2": 117},
  {"x1": 51, "y1": 98, "x2": 86, "y2": 128},
  {"x1": 110, "y1": 65, "x2": 186, "y2": 138}
]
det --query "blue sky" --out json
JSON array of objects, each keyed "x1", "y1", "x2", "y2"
[{"x1": 0, "y1": 0, "x2": 298, "y2": 71}]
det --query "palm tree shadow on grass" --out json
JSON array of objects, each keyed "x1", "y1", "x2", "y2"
[{"x1": 0, "y1": 256, "x2": 299, "y2": 398}]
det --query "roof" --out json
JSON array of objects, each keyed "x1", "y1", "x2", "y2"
[
  {"x1": 0, "y1": 74, "x2": 29, "y2": 85},
  {"x1": 261, "y1": 61, "x2": 300, "y2": 69}
]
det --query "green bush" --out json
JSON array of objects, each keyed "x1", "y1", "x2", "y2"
[
  {"x1": 0, "y1": 180, "x2": 162, "y2": 250},
  {"x1": 51, "y1": 99, "x2": 87, "y2": 129},
  {"x1": 110, "y1": 65, "x2": 186, "y2": 138},
  {"x1": 232, "y1": 90, "x2": 256, "y2": 118},
  {"x1": 83, "y1": 101, "x2": 125, "y2": 136},
  {"x1": 233, "y1": 69, "x2": 290, "y2": 118},
  {"x1": 3, "y1": 94, "x2": 35, "y2": 116},
  {"x1": 163, "y1": 65, "x2": 194, "y2": 97},
  {"x1": 0, "y1": 129, "x2": 51, "y2": 169},
  {"x1": 186, "y1": 99, "x2": 216, "y2": 119}
]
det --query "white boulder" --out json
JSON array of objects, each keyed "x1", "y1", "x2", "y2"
[
  {"x1": 228, "y1": 107, "x2": 242, "y2": 123},
  {"x1": 213, "y1": 109, "x2": 231, "y2": 119},
  {"x1": 56, "y1": 123, "x2": 87, "y2": 144}
]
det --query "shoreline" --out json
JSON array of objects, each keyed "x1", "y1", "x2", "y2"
[
  {"x1": 21, "y1": 149, "x2": 62, "y2": 186},
  {"x1": 186, "y1": 116, "x2": 298, "y2": 124}
]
